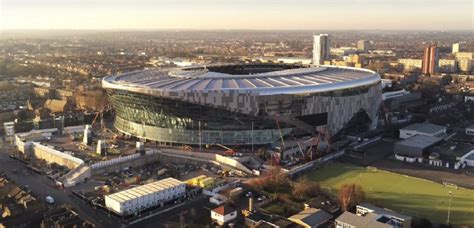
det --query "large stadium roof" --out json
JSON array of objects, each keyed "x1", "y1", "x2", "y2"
[{"x1": 103, "y1": 64, "x2": 380, "y2": 95}]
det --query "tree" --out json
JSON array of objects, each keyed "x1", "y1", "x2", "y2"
[
  {"x1": 338, "y1": 183, "x2": 365, "y2": 212},
  {"x1": 247, "y1": 165, "x2": 290, "y2": 193},
  {"x1": 292, "y1": 178, "x2": 321, "y2": 200}
]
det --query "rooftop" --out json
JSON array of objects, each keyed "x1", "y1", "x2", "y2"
[
  {"x1": 212, "y1": 205, "x2": 236, "y2": 216},
  {"x1": 106, "y1": 177, "x2": 183, "y2": 203},
  {"x1": 358, "y1": 203, "x2": 412, "y2": 221},
  {"x1": 430, "y1": 141, "x2": 474, "y2": 162},
  {"x1": 103, "y1": 64, "x2": 380, "y2": 96},
  {"x1": 336, "y1": 211, "x2": 391, "y2": 228},
  {"x1": 401, "y1": 123, "x2": 446, "y2": 134},
  {"x1": 395, "y1": 135, "x2": 442, "y2": 149},
  {"x1": 288, "y1": 208, "x2": 332, "y2": 226}
]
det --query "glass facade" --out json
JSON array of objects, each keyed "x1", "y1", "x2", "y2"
[
  {"x1": 108, "y1": 90, "x2": 291, "y2": 145},
  {"x1": 106, "y1": 81, "x2": 381, "y2": 145}
]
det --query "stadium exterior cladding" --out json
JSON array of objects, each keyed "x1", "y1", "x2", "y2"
[{"x1": 102, "y1": 64, "x2": 382, "y2": 145}]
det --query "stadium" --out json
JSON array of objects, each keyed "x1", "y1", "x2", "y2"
[{"x1": 102, "y1": 64, "x2": 382, "y2": 145}]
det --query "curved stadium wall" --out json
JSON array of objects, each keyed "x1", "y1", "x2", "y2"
[{"x1": 103, "y1": 64, "x2": 382, "y2": 145}]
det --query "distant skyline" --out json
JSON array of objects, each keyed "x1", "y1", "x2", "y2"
[{"x1": 1, "y1": 0, "x2": 473, "y2": 31}]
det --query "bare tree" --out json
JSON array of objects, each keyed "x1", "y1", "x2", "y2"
[
  {"x1": 248, "y1": 165, "x2": 290, "y2": 192},
  {"x1": 292, "y1": 178, "x2": 321, "y2": 200},
  {"x1": 338, "y1": 183, "x2": 365, "y2": 212}
]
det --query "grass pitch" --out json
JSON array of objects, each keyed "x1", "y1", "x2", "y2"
[{"x1": 306, "y1": 162, "x2": 474, "y2": 225}]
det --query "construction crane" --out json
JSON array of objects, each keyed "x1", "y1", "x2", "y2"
[
  {"x1": 90, "y1": 111, "x2": 102, "y2": 129},
  {"x1": 274, "y1": 115, "x2": 286, "y2": 150},
  {"x1": 90, "y1": 93, "x2": 110, "y2": 131},
  {"x1": 307, "y1": 127, "x2": 332, "y2": 160},
  {"x1": 296, "y1": 141, "x2": 305, "y2": 158},
  {"x1": 213, "y1": 143, "x2": 236, "y2": 156}
]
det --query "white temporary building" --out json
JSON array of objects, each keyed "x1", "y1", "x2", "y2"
[{"x1": 104, "y1": 177, "x2": 185, "y2": 215}]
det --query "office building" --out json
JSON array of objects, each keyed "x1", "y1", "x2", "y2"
[
  {"x1": 102, "y1": 63, "x2": 382, "y2": 145},
  {"x1": 452, "y1": 42, "x2": 463, "y2": 54},
  {"x1": 331, "y1": 47, "x2": 358, "y2": 56},
  {"x1": 398, "y1": 59, "x2": 422, "y2": 71},
  {"x1": 438, "y1": 59, "x2": 457, "y2": 73},
  {"x1": 357, "y1": 40, "x2": 370, "y2": 53},
  {"x1": 422, "y1": 44, "x2": 439, "y2": 75},
  {"x1": 455, "y1": 52, "x2": 473, "y2": 72},
  {"x1": 455, "y1": 52, "x2": 473, "y2": 60},
  {"x1": 313, "y1": 34, "x2": 331, "y2": 65},
  {"x1": 458, "y1": 59, "x2": 472, "y2": 72}
]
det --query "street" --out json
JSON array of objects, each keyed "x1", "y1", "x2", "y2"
[{"x1": 0, "y1": 142, "x2": 123, "y2": 228}]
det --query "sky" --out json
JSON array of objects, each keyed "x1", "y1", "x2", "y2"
[{"x1": 0, "y1": 0, "x2": 473, "y2": 30}]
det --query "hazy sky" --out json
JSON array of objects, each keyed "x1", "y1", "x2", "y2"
[{"x1": 1, "y1": 0, "x2": 473, "y2": 30}]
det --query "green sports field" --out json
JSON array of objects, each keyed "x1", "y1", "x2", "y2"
[{"x1": 306, "y1": 162, "x2": 474, "y2": 226}]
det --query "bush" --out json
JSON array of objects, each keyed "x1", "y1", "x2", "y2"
[
  {"x1": 248, "y1": 166, "x2": 291, "y2": 193},
  {"x1": 292, "y1": 178, "x2": 321, "y2": 200}
]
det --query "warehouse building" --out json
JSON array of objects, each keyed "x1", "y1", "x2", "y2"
[
  {"x1": 399, "y1": 123, "x2": 447, "y2": 139},
  {"x1": 430, "y1": 141, "x2": 474, "y2": 169},
  {"x1": 394, "y1": 135, "x2": 442, "y2": 163},
  {"x1": 384, "y1": 92, "x2": 422, "y2": 111},
  {"x1": 104, "y1": 178, "x2": 185, "y2": 215}
]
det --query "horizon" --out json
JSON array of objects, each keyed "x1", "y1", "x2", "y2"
[
  {"x1": 1, "y1": 28, "x2": 473, "y2": 32},
  {"x1": 1, "y1": 0, "x2": 473, "y2": 31}
]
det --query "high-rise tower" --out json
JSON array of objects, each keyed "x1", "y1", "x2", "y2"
[
  {"x1": 422, "y1": 44, "x2": 439, "y2": 75},
  {"x1": 313, "y1": 34, "x2": 331, "y2": 65},
  {"x1": 357, "y1": 40, "x2": 370, "y2": 53},
  {"x1": 452, "y1": 42, "x2": 463, "y2": 54}
]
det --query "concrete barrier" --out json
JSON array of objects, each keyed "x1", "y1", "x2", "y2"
[
  {"x1": 91, "y1": 150, "x2": 160, "y2": 175},
  {"x1": 31, "y1": 142, "x2": 84, "y2": 169},
  {"x1": 159, "y1": 148, "x2": 253, "y2": 174}
]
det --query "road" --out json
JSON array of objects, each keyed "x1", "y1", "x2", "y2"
[
  {"x1": 0, "y1": 142, "x2": 123, "y2": 228},
  {"x1": 129, "y1": 196, "x2": 212, "y2": 228}
]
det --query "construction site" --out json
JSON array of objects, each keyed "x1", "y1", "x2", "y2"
[{"x1": 3, "y1": 101, "x2": 343, "y2": 224}]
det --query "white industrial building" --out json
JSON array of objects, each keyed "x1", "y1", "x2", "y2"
[
  {"x1": 104, "y1": 177, "x2": 185, "y2": 215},
  {"x1": 399, "y1": 123, "x2": 447, "y2": 139},
  {"x1": 382, "y1": 89, "x2": 410, "y2": 101}
]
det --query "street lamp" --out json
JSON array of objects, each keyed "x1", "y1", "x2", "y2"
[{"x1": 447, "y1": 190, "x2": 452, "y2": 225}]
